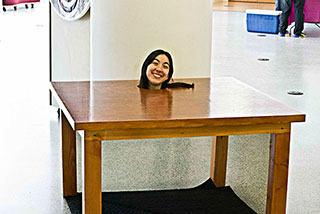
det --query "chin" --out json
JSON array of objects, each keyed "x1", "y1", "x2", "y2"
[{"x1": 150, "y1": 80, "x2": 163, "y2": 85}]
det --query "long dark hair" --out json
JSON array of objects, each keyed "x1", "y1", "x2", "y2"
[
  {"x1": 138, "y1": 49, "x2": 174, "y2": 89},
  {"x1": 138, "y1": 49, "x2": 194, "y2": 89}
]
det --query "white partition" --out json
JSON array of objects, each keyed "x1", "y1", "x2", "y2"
[
  {"x1": 91, "y1": 0, "x2": 213, "y2": 80},
  {"x1": 51, "y1": 9, "x2": 90, "y2": 81}
]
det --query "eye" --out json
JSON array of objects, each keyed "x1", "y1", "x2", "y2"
[
  {"x1": 152, "y1": 61, "x2": 158, "y2": 66},
  {"x1": 163, "y1": 64, "x2": 169, "y2": 70}
]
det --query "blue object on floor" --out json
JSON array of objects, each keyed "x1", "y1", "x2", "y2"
[{"x1": 246, "y1": 10, "x2": 282, "y2": 34}]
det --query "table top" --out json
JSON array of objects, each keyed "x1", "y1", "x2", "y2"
[{"x1": 51, "y1": 77, "x2": 305, "y2": 130}]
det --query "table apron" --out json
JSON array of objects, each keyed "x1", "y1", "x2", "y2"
[{"x1": 84, "y1": 123, "x2": 290, "y2": 141}]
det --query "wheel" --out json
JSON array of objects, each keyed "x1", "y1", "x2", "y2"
[
  {"x1": 14, "y1": 6, "x2": 17, "y2": 11},
  {"x1": 31, "y1": 4, "x2": 34, "y2": 8},
  {"x1": 3, "y1": 7, "x2": 6, "y2": 12},
  {"x1": 25, "y1": 4, "x2": 28, "y2": 9}
]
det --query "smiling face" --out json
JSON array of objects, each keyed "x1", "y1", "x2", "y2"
[{"x1": 146, "y1": 54, "x2": 170, "y2": 89}]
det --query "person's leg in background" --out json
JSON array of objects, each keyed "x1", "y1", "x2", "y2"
[
  {"x1": 293, "y1": 0, "x2": 305, "y2": 36},
  {"x1": 279, "y1": 0, "x2": 293, "y2": 36},
  {"x1": 275, "y1": 0, "x2": 280, "y2": 11}
]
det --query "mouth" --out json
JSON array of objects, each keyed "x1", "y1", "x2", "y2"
[{"x1": 152, "y1": 72, "x2": 163, "y2": 79}]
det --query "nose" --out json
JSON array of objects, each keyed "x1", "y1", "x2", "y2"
[{"x1": 155, "y1": 65, "x2": 163, "y2": 72}]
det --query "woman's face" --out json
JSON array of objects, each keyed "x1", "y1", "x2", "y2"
[{"x1": 146, "y1": 54, "x2": 170, "y2": 87}]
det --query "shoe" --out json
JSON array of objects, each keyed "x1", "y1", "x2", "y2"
[
  {"x1": 279, "y1": 31, "x2": 287, "y2": 37},
  {"x1": 293, "y1": 33, "x2": 306, "y2": 38}
]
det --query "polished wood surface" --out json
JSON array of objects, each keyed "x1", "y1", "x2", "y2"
[
  {"x1": 81, "y1": 122, "x2": 290, "y2": 141},
  {"x1": 266, "y1": 133, "x2": 291, "y2": 214},
  {"x1": 213, "y1": 1, "x2": 275, "y2": 12},
  {"x1": 51, "y1": 77, "x2": 305, "y2": 214},
  {"x1": 83, "y1": 131, "x2": 102, "y2": 214},
  {"x1": 61, "y1": 110, "x2": 77, "y2": 197},
  {"x1": 230, "y1": 0, "x2": 275, "y2": 3},
  {"x1": 210, "y1": 136, "x2": 229, "y2": 187},
  {"x1": 51, "y1": 78, "x2": 305, "y2": 131}
]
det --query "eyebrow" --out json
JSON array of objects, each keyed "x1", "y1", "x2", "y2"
[{"x1": 153, "y1": 58, "x2": 170, "y2": 65}]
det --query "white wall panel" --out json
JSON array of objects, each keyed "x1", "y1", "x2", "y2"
[
  {"x1": 51, "y1": 8, "x2": 90, "y2": 81},
  {"x1": 91, "y1": 0, "x2": 213, "y2": 80}
]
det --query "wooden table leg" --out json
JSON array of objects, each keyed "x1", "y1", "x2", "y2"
[
  {"x1": 61, "y1": 110, "x2": 77, "y2": 196},
  {"x1": 83, "y1": 131, "x2": 102, "y2": 214},
  {"x1": 210, "y1": 136, "x2": 229, "y2": 187},
  {"x1": 266, "y1": 132, "x2": 290, "y2": 214}
]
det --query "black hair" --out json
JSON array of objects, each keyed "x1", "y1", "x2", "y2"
[{"x1": 138, "y1": 49, "x2": 194, "y2": 89}]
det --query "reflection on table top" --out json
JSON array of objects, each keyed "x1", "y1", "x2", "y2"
[{"x1": 51, "y1": 77, "x2": 305, "y2": 130}]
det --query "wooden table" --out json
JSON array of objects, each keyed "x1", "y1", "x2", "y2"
[{"x1": 50, "y1": 77, "x2": 305, "y2": 214}]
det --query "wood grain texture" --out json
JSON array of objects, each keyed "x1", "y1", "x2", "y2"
[
  {"x1": 75, "y1": 115, "x2": 303, "y2": 131},
  {"x1": 50, "y1": 82, "x2": 76, "y2": 130},
  {"x1": 51, "y1": 78, "x2": 305, "y2": 131},
  {"x1": 83, "y1": 131, "x2": 102, "y2": 214},
  {"x1": 266, "y1": 133, "x2": 291, "y2": 214},
  {"x1": 84, "y1": 123, "x2": 290, "y2": 141},
  {"x1": 210, "y1": 136, "x2": 229, "y2": 187},
  {"x1": 61, "y1": 110, "x2": 77, "y2": 197},
  {"x1": 230, "y1": 0, "x2": 275, "y2": 3},
  {"x1": 51, "y1": 77, "x2": 306, "y2": 214},
  {"x1": 213, "y1": 2, "x2": 276, "y2": 12}
]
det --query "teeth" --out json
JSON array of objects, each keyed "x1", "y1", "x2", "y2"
[{"x1": 154, "y1": 73, "x2": 162, "y2": 78}]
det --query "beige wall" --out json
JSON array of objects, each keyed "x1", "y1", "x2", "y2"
[
  {"x1": 51, "y1": 1, "x2": 214, "y2": 81},
  {"x1": 51, "y1": 6, "x2": 90, "y2": 81},
  {"x1": 91, "y1": 0, "x2": 213, "y2": 81}
]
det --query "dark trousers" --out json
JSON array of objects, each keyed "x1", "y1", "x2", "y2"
[{"x1": 279, "y1": 0, "x2": 305, "y2": 35}]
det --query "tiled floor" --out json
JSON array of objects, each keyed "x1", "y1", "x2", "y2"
[
  {"x1": 0, "y1": 2, "x2": 67, "y2": 214},
  {"x1": 211, "y1": 11, "x2": 320, "y2": 214},
  {"x1": 1, "y1": 1, "x2": 320, "y2": 214}
]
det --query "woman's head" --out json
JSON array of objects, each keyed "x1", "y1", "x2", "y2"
[{"x1": 138, "y1": 49, "x2": 174, "y2": 89}]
